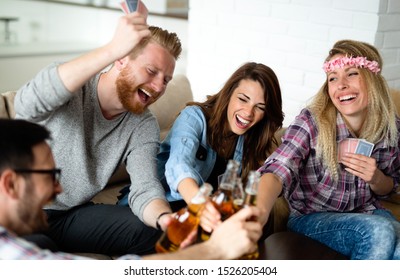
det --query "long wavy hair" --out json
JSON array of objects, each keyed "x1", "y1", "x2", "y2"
[
  {"x1": 188, "y1": 62, "x2": 284, "y2": 181},
  {"x1": 308, "y1": 39, "x2": 398, "y2": 180}
]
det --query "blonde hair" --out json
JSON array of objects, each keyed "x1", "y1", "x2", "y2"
[{"x1": 308, "y1": 39, "x2": 398, "y2": 180}]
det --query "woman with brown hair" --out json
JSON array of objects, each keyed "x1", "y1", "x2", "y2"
[{"x1": 157, "y1": 62, "x2": 284, "y2": 211}]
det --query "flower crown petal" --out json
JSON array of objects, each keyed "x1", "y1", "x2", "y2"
[{"x1": 322, "y1": 56, "x2": 381, "y2": 74}]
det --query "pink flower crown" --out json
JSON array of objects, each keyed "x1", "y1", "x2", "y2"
[{"x1": 323, "y1": 56, "x2": 381, "y2": 74}]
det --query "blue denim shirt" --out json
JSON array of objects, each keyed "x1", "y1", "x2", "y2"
[{"x1": 157, "y1": 105, "x2": 244, "y2": 201}]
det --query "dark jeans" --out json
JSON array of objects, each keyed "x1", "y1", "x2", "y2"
[{"x1": 23, "y1": 202, "x2": 161, "y2": 256}]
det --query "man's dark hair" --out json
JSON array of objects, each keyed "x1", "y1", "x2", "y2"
[{"x1": 0, "y1": 119, "x2": 51, "y2": 173}]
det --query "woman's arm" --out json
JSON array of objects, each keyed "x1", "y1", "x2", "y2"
[
  {"x1": 257, "y1": 172, "x2": 283, "y2": 226},
  {"x1": 177, "y1": 178, "x2": 203, "y2": 204},
  {"x1": 163, "y1": 106, "x2": 209, "y2": 203}
]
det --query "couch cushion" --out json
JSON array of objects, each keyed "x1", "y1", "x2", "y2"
[
  {"x1": 0, "y1": 95, "x2": 7, "y2": 119},
  {"x1": 0, "y1": 91, "x2": 16, "y2": 119}
]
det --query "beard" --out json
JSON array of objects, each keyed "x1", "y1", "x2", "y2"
[
  {"x1": 17, "y1": 187, "x2": 49, "y2": 236},
  {"x1": 115, "y1": 67, "x2": 146, "y2": 115}
]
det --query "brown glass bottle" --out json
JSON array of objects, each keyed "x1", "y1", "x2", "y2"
[
  {"x1": 233, "y1": 177, "x2": 244, "y2": 212},
  {"x1": 197, "y1": 160, "x2": 239, "y2": 242},
  {"x1": 239, "y1": 170, "x2": 260, "y2": 260},
  {"x1": 155, "y1": 183, "x2": 212, "y2": 253}
]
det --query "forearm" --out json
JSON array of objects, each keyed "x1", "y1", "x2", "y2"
[
  {"x1": 57, "y1": 44, "x2": 117, "y2": 93},
  {"x1": 257, "y1": 173, "x2": 283, "y2": 226},
  {"x1": 57, "y1": 13, "x2": 150, "y2": 93},
  {"x1": 177, "y1": 178, "x2": 201, "y2": 204},
  {"x1": 142, "y1": 198, "x2": 172, "y2": 229},
  {"x1": 143, "y1": 241, "x2": 222, "y2": 260}
]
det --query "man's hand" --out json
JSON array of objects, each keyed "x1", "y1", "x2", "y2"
[
  {"x1": 156, "y1": 212, "x2": 173, "y2": 231},
  {"x1": 206, "y1": 206, "x2": 262, "y2": 260},
  {"x1": 57, "y1": 12, "x2": 150, "y2": 93},
  {"x1": 157, "y1": 211, "x2": 198, "y2": 249},
  {"x1": 107, "y1": 12, "x2": 151, "y2": 61}
]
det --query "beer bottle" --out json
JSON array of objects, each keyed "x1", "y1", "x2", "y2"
[
  {"x1": 239, "y1": 170, "x2": 260, "y2": 260},
  {"x1": 233, "y1": 177, "x2": 245, "y2": 212},
  {"x1": 155, "y1": 183, "x2": 212, "y2": 253},
  {"x1": 197, "y1": 159, "x2": 239, "y2": 242}
]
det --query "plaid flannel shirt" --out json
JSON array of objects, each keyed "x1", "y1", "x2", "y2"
[
  {"x1": 258, "y1": 108, "x2": 400, "y2": 216},
  {"x1": 0, "y1": 226, "x2": 141, "y2": 260}
]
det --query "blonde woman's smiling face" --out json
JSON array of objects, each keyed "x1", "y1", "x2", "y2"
[{"x1": 327, "y1": 55, "x2": 369, "y2": 123}]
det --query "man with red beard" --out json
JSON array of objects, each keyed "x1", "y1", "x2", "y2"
[{"x1": 14, "y1": 7, "x2": 181, "y2": 256}]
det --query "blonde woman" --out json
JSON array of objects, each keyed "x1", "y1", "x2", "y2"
[{"x1": 257, "y1": 40, "x2": 400, "y2": 259}]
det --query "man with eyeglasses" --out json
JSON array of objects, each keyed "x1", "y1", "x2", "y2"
[
  {"x1": 13, "y1": 4, "x2": 178, "y2": 256},
  {"x1": 13, "y1": 169, "x2": 61, "y2": 185},
  {"x1": 0, "y1": 119, "x2": 262, "y2": 260}
]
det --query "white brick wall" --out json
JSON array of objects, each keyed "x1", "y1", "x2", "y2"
[{"x1": 187, "y1": 0, "x2": 400, "y2": 126}]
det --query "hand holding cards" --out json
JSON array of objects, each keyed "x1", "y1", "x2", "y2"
[
  {"x1": 338, "y1": 138, "x2": 374, "y2": 161},
  {"x1": 120, "y1": 0, "x2": 148, "y2": 17}
]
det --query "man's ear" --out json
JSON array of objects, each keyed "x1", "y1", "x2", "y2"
[
  {"x1": 0, "y1": 169, "x2": 21, "y2": 199},
  {"x1": 115, "y1": 56, "x2": 130, "y2": 71}
]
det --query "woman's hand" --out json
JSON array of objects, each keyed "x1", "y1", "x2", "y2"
[
  {"x1": 341, "y1": 153, "x2": 393, "y2": 195},
  {"x1": 199, "y1": 201, "x2": 221, "y2": 233},
  {"x1": 341, "y1": 153, "x2": 378, "y2": 183}
]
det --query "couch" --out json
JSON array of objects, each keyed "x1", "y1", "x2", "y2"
[{"x1": 1, "y1": 78, "x2": 399, "y2": 260}]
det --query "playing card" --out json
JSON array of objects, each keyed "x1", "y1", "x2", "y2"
[
  {"x1": 338, "y1": 138, "x2": 375, "y2": 161},
  {"x1": 338, "y1": 138, "x2": 349, "y2": 161},
  {"x1": 137, "y1": 0, "x2": 148, "y2": 17},
  {"x1": 120, "y1": 0, "x2": 148, "y2": 16},
  {"x1": 348, "y1": 138, "x2": 359, "y2": 153},
  {"x1": 126, "y1": 0, "x2": 139, "y2": 12},
  {"x1": 120, "y1": 1, "x2": 129, "y2": 14},
  {"x1": 355, "y1": 139, "x2": 374, "y2": 157}
]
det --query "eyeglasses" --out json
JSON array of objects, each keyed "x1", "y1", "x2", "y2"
[{"x1": 14, "y1": 168, "x2": 62, "y2": 185}]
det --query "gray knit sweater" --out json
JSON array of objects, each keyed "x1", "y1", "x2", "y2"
[{"x1": 14, "y1": 63, "x2": 167, "y2": 221}]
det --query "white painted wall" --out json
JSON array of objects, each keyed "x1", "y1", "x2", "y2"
[
  {"x1": 0, "y1": 0, "x2": 188, "y2": 91},
  {"x1": 186, "y1": 0, "x2": 400, "y2": 126},
  {"x1": 0, "y1": 0, "x2": 188, "y2": 45}
]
